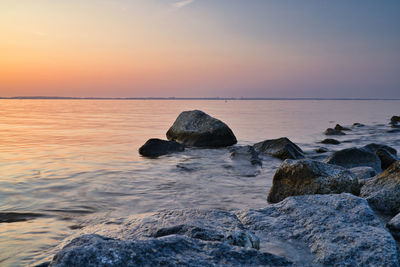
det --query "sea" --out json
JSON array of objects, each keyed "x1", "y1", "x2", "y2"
[{"x1": 0, "y1": 99, "x2": 399, "y2": 266}]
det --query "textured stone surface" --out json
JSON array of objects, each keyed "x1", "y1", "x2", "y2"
[
  {"x1": 360, "y1": 161, "x2": 400, "y2": 216},
  {"x1": 324, "y1": 128, "x2": 345, "y2": 135},
  {"x1": 267, "y1": 159, "x2": 359, "y2": 203},
  {"x1": 253, "y1": 137, "x2": 304, "y2": 160},
  {"x1": 321, "y1": 138, "x2": 340, "y2": 145},
  {"x1": 387, "y1": 213, "x2": 400, "y2": 240},
  {"x1": 138, "y1": 138, "x2": 184, "y2": 157},
  {"x1": 230, "y1": 145, "x2": 262, "y2": 166},
  {"x1": 325, "y1": 147, "x2": 382, "y2": 173},
  {"x1": 166, "y1": 110, "x2": 237, "y2": 148},
  {"x1": 349, "y1": 166, "x2": 376, "y2": 181},
  {"x1": 238, "y1": 194, "x2": 399, "y2": 267}
]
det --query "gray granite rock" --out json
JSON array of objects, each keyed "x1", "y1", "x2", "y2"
[
  {"x1": 253, "y1": 137, "x2": 304, "y2": 160},
  {"x1": 166, "y1": 110, "x2": 237, "y2": 148},
  {"x1": 325, "y1": 147, "x2": 382, "y2": 173},
  {"x1": 238, "y1": 194, "x2": 399, "y2": 267},
  {"x1": 360, "y1": 161, "x2": 400, "y2": 216},
  {"x1": 138, "y1": 138, "x2": 184, "y2": 157},
  {"x1": 267, "y1": 159, "x2": 359, "y2": 203}
]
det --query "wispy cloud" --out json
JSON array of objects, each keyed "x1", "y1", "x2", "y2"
[{"x1": 172, "y1": 0, "x2": 194, "y2": 9}]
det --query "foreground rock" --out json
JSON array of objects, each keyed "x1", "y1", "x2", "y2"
[
  {"x1": 48, "y1": 209, "x2": 292, "y2": 266},
  {"x1": 238, "y1": 194, "x2": 398, "y2": 266},
  {"x1": 360, "y1": 161, "x2": 400, "y2": 216},
  {"x1": 138, "y1": 138, "x2": 184, "y2": 157},
  {"x1": 230, "y1": 146, "x2": 262, "y2": 166},
  {"x1": 324, "y1": 128, "x2": 345, "y2": 135},
  {"x1": 321, "y1": 138, "x2": 340, "y2": 145},
  {"x1": 253, "y1": 137, "x2": 304, "y2": 160},
  {"x1": 267, "y1": 159, "x2": 359, "y2": 203},
  {"x1": 391, "y1": 115, "x2": 400, "y2": 124},
  {"x1": 334, "y1": 124, "x2": 351, "y2": 131},
  {"x1": 387, "y1": 213, "x2": 400, "y2": 240},
  {"x1": 376, "y1": 149, "x2": 398, "y2": 170},
  {"x1": 166, "y1": 110, "x2": 237, "y2": 148},
  {"x1": 325, "y1": 147, "x2": 382, "y2": 173},
  {"x1": 349, "y1": 166, "x2": 376, "y2": 182}
]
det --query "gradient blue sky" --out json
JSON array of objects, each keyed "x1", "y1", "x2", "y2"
[{"x1": 1, "y1": 0, "x2": 399, "y2": 98}]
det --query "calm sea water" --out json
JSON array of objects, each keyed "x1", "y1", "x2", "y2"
[{"x1": 0, "y1": 99, "x2": 399, "y2": 266}]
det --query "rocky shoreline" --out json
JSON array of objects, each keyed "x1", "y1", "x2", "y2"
[{"x1": 43, "y1": 111, "x2": 400, "y2": 266}]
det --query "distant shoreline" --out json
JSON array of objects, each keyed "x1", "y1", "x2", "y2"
[{"x1": 1, "y1": 97, "x2": 400, "y2": 101}]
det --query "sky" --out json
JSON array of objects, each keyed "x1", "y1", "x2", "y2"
[{"x1": 0, "y1": 0, "x2": 399, "y2": 98}]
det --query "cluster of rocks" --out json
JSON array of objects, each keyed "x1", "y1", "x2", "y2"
[{"x1": 45, "y1": 113, "x2": 400, "y2": 266}]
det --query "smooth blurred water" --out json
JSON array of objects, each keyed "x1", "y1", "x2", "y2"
[{"x1": 0, "y1": 99, "x2": 399, "y2": 266}]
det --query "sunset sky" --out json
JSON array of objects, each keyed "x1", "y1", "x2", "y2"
[{"x1": 1, "y1": 0, "x2": 399, "y2": 98}]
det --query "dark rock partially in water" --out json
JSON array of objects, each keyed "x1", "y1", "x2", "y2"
[
  {"x1": 325, "y1": 147, "x2": 382, "y2": 173},
  {"x1": 138, "y1": 138, "x2": 184, "y2": 157},
  {"x1": 352, "y1": 122, "x2": 365, "y2": 127},
  {"x1": 253, "y1": 137, "x2": 304, "y2": 160},
  {"x1": 391, "y1": 115, "x2": 400, "y2": 124},
  {"x1": 238, "y1": 194, "x2": 398, "y2": 267},
  {"x1": 0, "y1": 212, "x2": 44, "y2": 223},
  {"x1": 321, "y1": 138, "x2": 341, "y2": 145},
  {"x1": 334, "y1": 124, "x2": 351, "y2": 131},
  {"x1": 360, "y1": 161, "x2": 400, "y2": 216},
  {"x1": 267, "y1": 159, "x2": 359, "y2": 203},
  {"x1": 387, "y1": 128, "x2": 400, "y2": 133},
  {"x1": 166, "y1": 110, "x2": 237, "y2": 148},
  {"x1": 230, "y1": 145, "x2": 262, "y2": 166},
  {"x1": 315, "y1": 147, "x2": 328, "y2": 153},
  {"x1": 376, "y1": 149, "x2": 398, "y2": 170},
  {"x1": 362, "y1": 143, "x2": 397, "y2": 156},
  {"x1": 324, "y1": 128, "x2": 345, "y2": 135}
]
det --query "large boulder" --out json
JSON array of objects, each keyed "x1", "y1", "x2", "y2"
[
  {"x1": 360, "y1": 161, "x2": 400, "y2": 215},
  {"x1": 253, "y1": 137, "x2": 304, "y2": 160},
  {"x1": 267, "y1": 159, "x2": 359, "y2": 203},
  {"x1": 48, "y1": 209, "x2": 292, "y2": 266},
  {"x1": 324, "y1": 147, "x2": 382, "y2": 173},
  {"x1": 324, "y1": 128, "x2": 345, "y2": 135},
  {"x1": 166, "y1": 110, "x2": 237, "y2": 148},
  {"x1": 238, "y1": 194, "x2": 399, "y2": 267},
  {"x1": 138, "y1": 138, "x2": 184, "y2": 157}
]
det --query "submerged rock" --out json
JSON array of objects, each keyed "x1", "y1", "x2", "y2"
[
  {"x1": 230, "y1": 146, "x2": 262, "y2": 166},
  {"x1": 324, "y1": 128, "x2": 345, "y2": 135},
  {"x1": 138, "y1": 138, "x2": 184, "y2": 157},
  {"x1": 253, "y1": 137, "x2": 304, "y2": 160},
  {"x1": 238, "y1": 194, "x2": 399, "y2": 267},
  {"x1": 334, "y1": 124, "x2": 351, "y2": 131},
  {"x1": 360, "y1": 161, "x2": 400, "y2": 216},
  {"x1": 267, "y1": 159, "x2": 359, "y2": 203},
  {"x1": 315, "y1": 147, "x2": 328, "y2": 153},
  {"x1": 325, "y1": 147, "x2": 382, "y2": 173},
  {"x1": 166, "y1": 110, "x2": 237, "y2": 148},
  {"x1": 321, "y1": 138, "x2": 340, "y2": 145}
]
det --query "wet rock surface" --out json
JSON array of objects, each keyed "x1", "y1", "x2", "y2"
[
  {"x1": 166, "y1": 110, "x2": 237, "y2": 148},
  {"x1": 230, "y1": 145, "x2": 262, "y2": 166},
  {"x1": 360, "y1": 161, "x2": 400, "y2": 216},
  {"x1": 267, "y1": 159, "x2": 359, "y2": 203},
  {"x1": 253, "y1": 137, "x2": 304, "y2": 160},
  {"x1": 325, "y1": 147, "x2": 382, "y2": 173},
  {"x1": 321, "y1": 138, "x2": 340, "y2": 145},
  {"x1": 315, "y1": 147, "x2": 328, "y2": 153},
  {"x1": 238, "y1": 194, "x2": 399, "y2": 267},
  {"x1": 138, "y1": 138, "x2": 184, "y2": 157},
  {"x1": 334, "y1": 124, "x2": 351, "y2": 131},
  {"x1": 324, "y1": 128, "x2": 345, "y2": 135}
]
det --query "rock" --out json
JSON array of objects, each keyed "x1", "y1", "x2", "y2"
[
  {"x1": 387, "y1": 213, "x2": 400, "y2": 240},
  {"x1": 349, "y1": 166, "x2": 376, "y2": 181},
  {"x1": 315, "y1": 147, "x2": 328, "y2": 153},
  {"x1": 387, "y1": 129, "x2": 400, "y2": 133},
  {"x1": 321, "y1": 138, "x2": 341, "y2": 145},
  {"x1": 376, "y1": 149, "x2": 398, "y2": 170},
  {"x1": 362, "y1": 143, "x2": 397, "y2": 156},
  {"x1": 230, "y1": 146, "x2": 262, "y2": 166},
  {"x1": 166, "y1": 110, "x2": 237, "y2": 148},
  {"x1": 324, "y1": 128, "x2": 345, "y2": 135},
  {"x1": 49, "y1": 234, "x2": 291, "y2": 267},
  {"x1": 138, "y1": 138, "x2": 184, "y2": 157},
  {"x1": 0, "y1": 212, "x2": 44, "y2": 223},
  {"x1": 360, "y1": 161, "x2": 400, "y2": 216},
  {"x1": 352, "y1": 122, "x2": 365, "y2": 127},
  {"x1": 334, "y1": 124, "x2": 351, "y2": 131},
  {"x1": 253, "y1": 137, "x2": 304, "y2": 160},
  {"x1": 238, "y1": 194, "x2": 399, "y2": 267},
  {"x1": 391, "y1": 115, "x2": 400, "y2": 124},
  {"x1": 267, "y1": 159, "x2": 359, "y2": 203},
  {"x1": 324, "y1": 147, "x2": 382, "y2": 173},
  {"x1": 48, "y1": 209, "x2": 292, "y2": 266}
]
